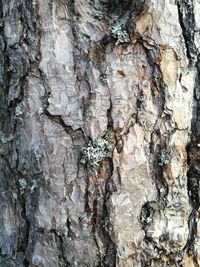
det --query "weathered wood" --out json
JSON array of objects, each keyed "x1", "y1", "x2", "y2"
[{"x1": 0, "y1": 0, "x2": 200, "y2": 266}]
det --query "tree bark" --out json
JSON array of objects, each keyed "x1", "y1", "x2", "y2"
[{"x1": 1, "y1": 0, "x2": 200, "y2": 266}]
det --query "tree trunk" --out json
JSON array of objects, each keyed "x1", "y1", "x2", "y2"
[{"x1": 1, "y1": 0, "x2": 200, "y2": 266}]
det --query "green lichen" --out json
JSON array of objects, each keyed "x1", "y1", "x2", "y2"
[
  {"x1": 111, "y1": 22, "x2": 130, "y2": 44},
  {"x1": 80, "y1": 137, "x2": 112, "y2": 169}
]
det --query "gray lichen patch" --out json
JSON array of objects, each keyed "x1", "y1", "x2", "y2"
[
  {"x1": 15, "y1": 105, "x2": 23, "y2": 116},
  {"x1": 80, "y1": 137, "x2": 112, "y2": 169},
  {"x1": 0, "y1": 132, "x2": 14, "y2": 154},
  {"x1": 0, "y1": 132, "x2": 14, "y2": 144},
  {"x1": 159, "y1": 148, "x2": 172, "y2": 166},
  {"x1": 99, "y1": 73, "x2": 107, "y2": 84},
  {"x1": 110, "y1": 22, "x2": 130, "y2": 44},
  {"x1": 19, "y1": 178, "x2": 38, "y2": 195},
  {"x1": 19, "y1": 178, "x2": 27, "y2": 195}
]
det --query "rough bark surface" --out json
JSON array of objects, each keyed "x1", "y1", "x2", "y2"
[{"x1": 1, "y1": 0, "x2": 200, "y2": 266}]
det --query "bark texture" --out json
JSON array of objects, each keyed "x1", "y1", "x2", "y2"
[{"x1": 1, "y1": 0, "x2": 200, "y2": 266}]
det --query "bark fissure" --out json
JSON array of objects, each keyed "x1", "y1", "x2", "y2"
[
  {"x1": 177, "y1": 0, "x2": 196, "y2": 62},
  {"x1": 185, "y1": 55, "x2": 200, "y2": 259}
]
